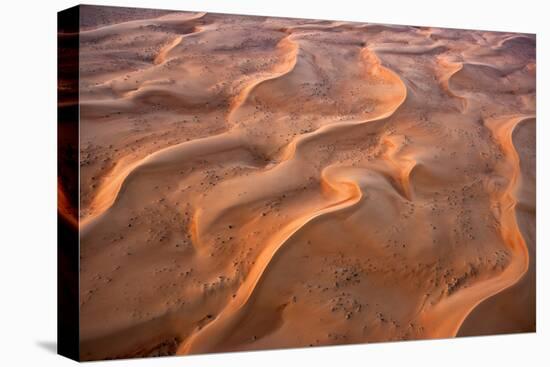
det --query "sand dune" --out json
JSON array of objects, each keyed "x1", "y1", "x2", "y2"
[{"x1": 67, "y1": 7, "x2": 535, "y2": 360}]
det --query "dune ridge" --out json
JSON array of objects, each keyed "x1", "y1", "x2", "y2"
[
  {"x1": 180, "y1": 166, "x2": 365, "y2": 354},
  {"x1": 420, "y1": 114, "x2": 533, "y2": 337}
]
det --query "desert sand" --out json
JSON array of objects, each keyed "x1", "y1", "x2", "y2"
[{"x1": 63, "y1": 6, "x2": 535, "y2": 360}]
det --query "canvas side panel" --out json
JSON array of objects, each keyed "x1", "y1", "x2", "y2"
[{"x1": 57, "y1": 5, "x2": 80, "y2": 362}]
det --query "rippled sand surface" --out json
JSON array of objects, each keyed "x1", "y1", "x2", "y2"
[{"x1": 63, "y1": 5, "x2": 535, "y2": 360}]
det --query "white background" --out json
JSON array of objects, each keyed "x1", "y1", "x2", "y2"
[{"x1": 1, "y1": 0, "x2": 548, "y2": 365}]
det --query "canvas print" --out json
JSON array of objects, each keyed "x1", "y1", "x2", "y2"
[{"x1": 57, "y1": 5, "x2": 536, "y2": 361}]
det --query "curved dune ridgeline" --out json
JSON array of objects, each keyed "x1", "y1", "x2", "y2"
[{"x1": 72, "y1": 8, "x2": 536, "y2": 361}]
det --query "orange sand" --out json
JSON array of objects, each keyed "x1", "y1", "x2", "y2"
[{"x1": 69, "y1": 7, "x2": 536, "y2": 360}]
